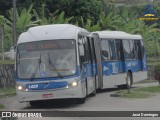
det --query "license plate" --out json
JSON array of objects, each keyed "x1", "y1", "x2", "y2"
[{"x1": 42, "y1": 94, "x2": 53, "y2": 98}]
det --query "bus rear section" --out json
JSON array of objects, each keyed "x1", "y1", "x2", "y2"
[
  {"x1": 93, "y1": 31, "x2": 148, "y2": 89},
  {"x1": 15, "y1": 24, "x2": 96, "y2": 105}
]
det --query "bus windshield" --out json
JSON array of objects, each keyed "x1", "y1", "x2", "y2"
[{"x1": 17, "y1": 40, "x2": 76, "y2": 79}]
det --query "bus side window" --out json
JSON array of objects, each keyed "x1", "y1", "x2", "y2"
[
  {"x1": 141, "y1": 40, "x2": 145, "y2": 58},
  {"x1": 83, "y1": 37, "x2": 90, "y2": 63},
  {"x1": 123, "y1": 40, "x2": 134, "y2": 60},
  {"x1": 115, "y1": 40, "x2": 124, "y2": 60},
  {"x1": 129, "y1": 40, "x2": 135, "y2": 59},
  {"x1": 86, "y1": 37, "x2": 93, "y2": 63},
  {"x1": 108, "y1": 40, "x2": 116, "y2": 60},
  {"x1": 101, "y1": 40, "x2": 110, "y2": 61},
  {"x1": 123, "y1": 40, "x2": 132, "y2": 59},
  {"x1": 89, "y1": 38, "x2": 96, "y2": 62},
  {"x1": 134, "y1": 40, "x2": 142, "y2": 60},
  {"x1": 78, "y1": 35, "x2": 85, "y2": 65},
  {"x1": 78, "y1": 36, "x2": 91, "y2": 64}
]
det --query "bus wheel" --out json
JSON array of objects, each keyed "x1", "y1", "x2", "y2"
[
  {"x1": 126, "y1": 72, "x2": 133, "y2": 88},
  {"x1": 29, "y1": 101, "x2": 40, "y2": 107},
  {"x1": 77, "y1": 97, "x2": 86, "y2": 104},
  {"x1": 90, "y1": 89, "x2": 96, "y2": 97}
]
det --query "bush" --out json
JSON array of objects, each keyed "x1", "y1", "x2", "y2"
[{"x1": 152, "y1": 64, "x2": 160, "y2": 84}]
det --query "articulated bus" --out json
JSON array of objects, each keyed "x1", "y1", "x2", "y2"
[{"x1": 15, "y1": 24, "x2": 147, "y2": 106}]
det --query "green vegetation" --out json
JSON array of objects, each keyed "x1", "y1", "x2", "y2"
[
  {"x1": 135, "y1": 79, "x2": 158, "y2": 84},
  {"x1": 147, "y1": 57, "x2": 160, "y2": 65},
  {"x1": 0, "y1": 60, "x2": 15, "y2": 64},
  {"x1": 0, "y1": 87, "x2": 16, "y2": 98},
  {"x1": 114, "y1": 90, "x2": 152, "y2": 98},
  {"x1": 136, "y1": 86, "x2": 160, "y2": 93},
  {"x1": 0, "y1": 0, "x2": 160, "y2": 59},
  {"x1": 113, "y1": 86, "x2": 160, "y2": 98}
]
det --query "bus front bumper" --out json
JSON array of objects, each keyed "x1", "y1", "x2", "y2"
[{"x1": 17, "y1": 84, "x2": 84, "y2": 102}]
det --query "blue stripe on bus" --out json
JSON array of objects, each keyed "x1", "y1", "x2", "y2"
[
  {"x1": 80, "y1": 63, "x2": 96, "y2": 83},
  {"x1": 102, "y1": 59, "x2": 147, "y2": 76},
  {"x1": 26, "y1": 81, "x2": 68, "y2": 90}
]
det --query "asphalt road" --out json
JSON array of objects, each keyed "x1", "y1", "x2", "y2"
[{"x1": 0, "y1": 82, "x2": 160, "y2": 120}]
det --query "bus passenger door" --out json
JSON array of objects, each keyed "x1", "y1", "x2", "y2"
[
  {"x1": 134, "y1": 40, "x2": 143, "y2": 71},
  {"x1": 78, "y1": 35, "x2": 93, "y2": 95},
  {"x1": 115, "y1": 40, "x2": 125, "y2": 73},
  {"x1": 88, "y1": 37, "x2": 97, "y2": 89}
]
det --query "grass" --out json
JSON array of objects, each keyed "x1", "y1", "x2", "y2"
[
  {"x1": 0, "y1": 60, "x2": 15, "y2": 64},
  {"x1": 113, "y1": 90, "x2": 152, "y2": 98},
  {"x1": 112, "y1": 86, "x2": 160, "y2": 98},
  {"x1": 136, "y1": 86, "x2": 160, "y2": 93},
  {"x1": 134, "y1": 79, "x2": 158, "y2": 84},
  {"x1": 0, "y1": 87, "x2": 16, "y2": 98}
]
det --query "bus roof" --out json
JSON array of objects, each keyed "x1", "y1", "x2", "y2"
[
  {"x1": 93, "y1": 31, "x2": 143, "y2": 39},
  {"x1": 17, "y1": 24, "x2": 89, "y2": 44}
]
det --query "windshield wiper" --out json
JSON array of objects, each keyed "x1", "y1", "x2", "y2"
[
  {"x1": 48, "y1": 52, "x2": 63, "y2": 79},
  {"x1": 30, "y1": 53, "x2": 42, "y2": 81}
]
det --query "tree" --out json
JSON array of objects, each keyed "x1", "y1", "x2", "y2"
[
  {"x1": 0, "y1": 15, "x2": 13, "y2": 51},
  {"x1": 33, "y1": 4, "x2": 74, "y2": 25},
  {"x1": 0, "y1": 0, "x2": 12, "y2": 16},
  {"x1": 8, "y1": 4, "x2": 40, "y2": 36},
  {"x1": 81, "y1": 17, "x2": 101, "y2": 32},
  {"x1": 46, "y1": 0, "x2": 102, "y2": 24},
  {"x1": 3, "y1": 4, "x2": 41, "y2": 50},
  {"x1": 16, "y1": 0, "x2": 102, "y2": 24},
  {"x1": 99, "y1": 12, "x2": 121, "y2": 30}
]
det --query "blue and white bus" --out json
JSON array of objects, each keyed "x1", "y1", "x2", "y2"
[
  {"x1": 15, "y1": 24, "x2": 147, "y2": 106},
  {"x1": 93, "y1": 31, "x2": 147, "y2": 89}
]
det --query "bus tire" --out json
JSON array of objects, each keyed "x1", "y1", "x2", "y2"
[
  {"x1": 126, "y1": 72, "x2": 133, "y2": 88},
  {"x1": 77, "y1": 97, "x2": 86, "y2": 104},
  {"x1": 29, "y1": 101, "x2": 39, "y2": 107},
  {"x1": 90, "y1": 89, "x2": 96, "y2": 97}
]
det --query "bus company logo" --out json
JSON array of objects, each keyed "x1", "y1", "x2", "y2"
[
  {"x1": 139, "y1": 4, "x2": 159, "y2": 21},
  {"x1": 2, "y1": 112, "x2": 11, "y2": 117}
]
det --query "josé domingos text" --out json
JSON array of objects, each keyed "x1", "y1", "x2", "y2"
[{"x1": 132, "y1": 113, "x2": 158, "y2": 117}]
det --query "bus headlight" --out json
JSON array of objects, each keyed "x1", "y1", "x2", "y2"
[
  {"x1": 17, "y1": 85, "x2": 26, "y2": 91},
  {"x1": 69, "y1": 82, "x2": 78, "y2": 87}
]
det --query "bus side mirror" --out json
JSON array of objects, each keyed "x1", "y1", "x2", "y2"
[{"x1": 79, "y1": 45, "x2": 84, "y2": 56}]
